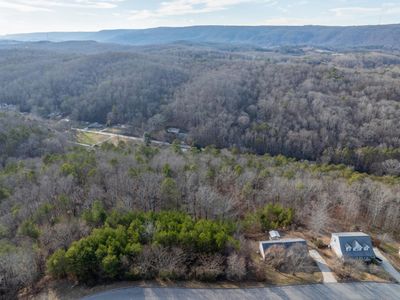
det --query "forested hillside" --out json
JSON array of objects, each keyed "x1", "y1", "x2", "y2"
[
  {"x1": 0, "y1": 112, "x2": 398, "y2": 296},
  {"x1": 0, "y1": 113, "x2": 66, "y2": 165},
  {"x1": 1, "y1": 43, "x2": 400, "y2": 175},
  {"x1": 4, "y1": 25, "x2": 400, "y2": 49}
]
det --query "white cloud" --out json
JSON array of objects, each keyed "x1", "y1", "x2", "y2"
[
  {"x1": 0, "y1": 0, "x2": 50, "y2": 12},
  {"x1": 0, "y1": 0, "x2": 123, "y2": 12},
  {"x1": 330, "y1": 7, "x2": 381, "y2": 17},
  {"x1": 330, "y1": 5, "x2": 400, "y2": 17},
  {"x1": 129, "y1": 0, "x2": 273, "y2": 20}
]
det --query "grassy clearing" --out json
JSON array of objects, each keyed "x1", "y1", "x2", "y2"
[
  {"x1": 380, "y1": 242, "x2": 400, "y2": 271},
  {"x1": 102, "y1": 128, "x2": 125, "y2": 135},
  {"x1": 107, "y1": 135, "x2": 139, "y2": 146},
  {"x1": 263, "y1": 266, "x2": 322, "y2": 285},
  {"x1": 75, "y1": 131, "x2": 110, "y2": 146}
]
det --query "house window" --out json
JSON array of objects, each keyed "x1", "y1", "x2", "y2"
[{"x1": 352, "y1": 240, "x2": 363, "y2": 252}]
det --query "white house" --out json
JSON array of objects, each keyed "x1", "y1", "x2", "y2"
[{"x1": 330, "y1": 232, "x2": 375, "y2": 261}]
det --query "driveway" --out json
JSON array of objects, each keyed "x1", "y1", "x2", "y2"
[
  {"x1": 82, "y1": 282, "x2": 400, "y2": 300},
  {"x1": 374, "y1": 248, "x2": 400, "y2": 283},
  {"x1": 309, "y1": 249, "x2": 337, "y2": 283}
]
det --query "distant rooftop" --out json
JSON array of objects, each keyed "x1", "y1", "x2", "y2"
[
  {"x1": 260, "y1": 238, "x2": 305, "y2": 245},
  {"x1": 259, "y1": 238, "x2": 307, "y2": 259},
  {"x1": 332, "y1": 232, "x2": 369, "y2": 237}
]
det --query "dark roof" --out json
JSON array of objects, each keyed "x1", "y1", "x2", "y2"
[
  {"x1": 333, "y1": 233, "x2": 375, "y2": 258},
  {"x1": 333, "y1": 232, "x2": 370, "y2": 237},
  {"x1": 260, "y1": 238, "x2": 307, "y2": 252},
  {"x1": 88, "y1": 122, "x2": 103, "y2": 128}
]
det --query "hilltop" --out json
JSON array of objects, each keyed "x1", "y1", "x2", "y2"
[{"x1": 3, "y1": 24, "x2": 400, "y2": 49}]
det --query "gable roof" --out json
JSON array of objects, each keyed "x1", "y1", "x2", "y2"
[
  {"x1": 332, "y1": 232, "x2": 375, "y2": 258},
  {"x1": 332, "y1": 232, "x2": 370, "y2": 237},
  {"x1": 260, "y1": 238, "x2": 307, "y2": 252}
]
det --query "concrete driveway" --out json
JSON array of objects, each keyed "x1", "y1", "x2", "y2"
[
  {"x1": 82, "y1": 282, "x2": 400, "y2": 300},
  {"x1": 309, "y1": 249, "x2": 337, "y2": 283},
  {"x1": 374, "y1": 248, "x2": 400, "y2": 283}
]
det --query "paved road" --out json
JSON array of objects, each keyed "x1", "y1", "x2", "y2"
[
  {"x1": 309, "y1": 250, "x2": 337, "y2": 283},
  {"x1": 374, "y1": 248, "x2": 400, "y2": 283},
  {"x1": 82, "y1": 282, "x2": 400, "y2": 300}
]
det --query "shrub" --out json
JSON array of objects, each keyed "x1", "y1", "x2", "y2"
[
  {"x1": 259, "y1": 204, "x2": 294, "y2": 231},
  {"x1": 47, "y1": 211, "x2": 238, "y2": 283},
  {"x1": 312, "y1": 238, "x2": 327, "y2": 249},
  {"x1": 193, "y1": 254, "x2": 224, "y2": 281},
  {"x1": 244, "y1": 203, "x2": 294, "y2": 232},
  {"x1": 18, "y1": 220, "x2": 40, "y2": 239},
  {"x1": 264, "y1": 245, "x2": 286, "y2": 270},
  {"x1": 226, "y1": 253, "x2": 246, "y2": 281},
  {"x1": 46, "y1": 249, "x2": 68, "y2": 278},
  {"x1": 82, "y1": 200, "x2": 107, "y2": 226},
  {"x1": 0, "y1": 187, "x2": 10, "y2": 201}
]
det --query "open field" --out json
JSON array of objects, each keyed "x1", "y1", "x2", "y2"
[
  {"x1": 379, "y1": 241, "x2": 400, "y2": 272},
  {"x1": 73, "y1": 129, "x2": 143, "y2": 147},
  {"x1": 75, "y1": 131, "x2": 111, "y2": 146}
]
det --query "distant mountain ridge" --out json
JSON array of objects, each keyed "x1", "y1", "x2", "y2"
[{"x1": 2, "y1": 24, "x2": 400, "y2": 49}]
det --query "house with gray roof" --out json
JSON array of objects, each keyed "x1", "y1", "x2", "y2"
[
  {"x1": 259, "y1": 238, "x2": 307, "y2": 260},
  {"x1": 330, "y1": 232, "x2": 375, "y2": 262}
]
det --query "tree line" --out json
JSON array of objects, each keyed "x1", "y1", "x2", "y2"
[
  {"x1": 0, "y1": 113, "x2": 399, "y2": 296},
  {"x1": 0, "y1": 45, "x2": 400, "y2": 174}
]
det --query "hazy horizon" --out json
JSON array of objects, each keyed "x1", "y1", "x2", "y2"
[
  {"x1": 1, "y1": 0, "x2": 400, "y2": 35},
  {"x1": 3, "y1": 22, "x2": 400, "y2": 37}
]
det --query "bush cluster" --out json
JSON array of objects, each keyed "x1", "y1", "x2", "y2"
[
  {"x1": 47, "y1": 211, "x2": 238, "y2": 282},
  {"x1": 244, "y1": 203, "x2": 294, "y2": 232}
]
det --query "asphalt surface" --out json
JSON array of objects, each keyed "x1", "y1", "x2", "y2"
[
  {"x1": 309, "y1": 250, "x2": 337, "y2": 283},
  {"x1": 82, "y1": 282, "x2": 400, "y2": 300}
]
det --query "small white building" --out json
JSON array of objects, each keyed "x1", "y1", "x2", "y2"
[
  {"x1": 330, "y1": 232, "x2": 375, "y2": 261},
  {"x1": 269, "y1": 230, "x2": 281, "y2": 240},
  {"x1": 167, "y1": 127, "x2": 180, "y2": 134}
]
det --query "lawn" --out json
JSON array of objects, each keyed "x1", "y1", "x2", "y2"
[
  {"x1": 380, "y1": 241, "x2": 400, "y2": 272},
  {"x1": 263, "y1": 266, "x2": 322, "y2": 285},
  {"x1": 75, "y1": 131, "x2": 110, "y2": 146}
]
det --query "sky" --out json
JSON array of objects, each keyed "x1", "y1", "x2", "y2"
[{"x1": 1, "y1": 0, "x2": 400, "y2": 35}]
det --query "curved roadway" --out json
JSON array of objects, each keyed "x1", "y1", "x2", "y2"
[{"x1": 82, "y1": 282, "x2": 400, "y2": 300}]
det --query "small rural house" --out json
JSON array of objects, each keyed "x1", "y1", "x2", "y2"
[
  {"x1": 269, "y1": 230, "x2": 281, "y2": 240},
  {"x1": 87, "y1": 122, "x2": 104, "y2": 129},
  {"x1": 259, "y1": 238, "x2": 307, "y2": 260},
  {"x1": 330, "y1": 232, "x2": 375, "y2": 261},
  {"x1": 167, "y1": 127, "x2": 180, "y2": 134}
]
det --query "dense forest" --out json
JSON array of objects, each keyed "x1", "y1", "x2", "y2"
[
  {"x1": 0, "y1": 112, "x2": 399, "y2": 297},
  {"x1": 1, "y1": 43, "x2": 400, "y2": 175}
]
